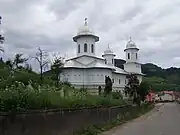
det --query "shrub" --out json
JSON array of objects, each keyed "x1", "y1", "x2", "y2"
[{"x1": 0, "y1": 82, "x2": 125, "y2": 112}]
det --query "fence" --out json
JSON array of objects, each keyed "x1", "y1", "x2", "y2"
[{"x1": 0, "y1": 105, "x2": 143, "y2": 135}]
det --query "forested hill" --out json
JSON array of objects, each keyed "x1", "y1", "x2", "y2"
[{"x1": 115, "y1": 59, "x2": 180, "y2": 91}]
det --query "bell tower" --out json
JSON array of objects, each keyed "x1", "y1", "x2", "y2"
[{"x1": 123, "y1": 37, "x2": 142, "y2": 74}]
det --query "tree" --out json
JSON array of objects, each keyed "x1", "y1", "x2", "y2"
[
  {"x1": 51, "y1": 53, "x2": 64, "y2": 85},
  {"x1": 5, "y1": 59, "x2": 13, "y2": 69},
  {"x1": 13, "y1": 53, "x2": 28, "y2": 69},
  {"x1": 33, "y1": 47, "x2": 49, "y2": 83},
  {"x1": 138, "y1": 82, "x2": 149, "y2": 101},
  {"x1": 125, "y1": 73, "x2": 140, "y2": 105},
  {"x1": 104, "y1": 76, "x2": 112, "y2": 96}
]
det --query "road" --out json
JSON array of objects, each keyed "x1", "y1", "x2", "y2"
[{"x1": 102, "y1": 103, "x2": 180, "y2": 135}]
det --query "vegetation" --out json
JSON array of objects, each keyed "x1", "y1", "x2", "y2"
[
  {"x1": 0, "y1": 81, "x2": 126, "y2": 112},
  {"x1": 0, "y1": 55, "x2": 125, "y2": 113},
  {"x1": 115, "y1": 59, "x2": 180, "y2": 92},
  {"x1": 104, "y1": 76, "x2": 112, "y2": 96}
]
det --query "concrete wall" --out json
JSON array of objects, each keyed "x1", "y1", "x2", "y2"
[{"x1": 0, "y1": 105, "x2": 134, "y2": 135}]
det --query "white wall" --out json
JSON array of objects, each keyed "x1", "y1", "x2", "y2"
[
  {"x1": 60, "y1": 68, "x2": 112, "y2": 87},
  {"x1": 102, "y1": 54, "x2": 115, "y2": 66},
  {"x1": 124, "y1": 62, "x2": 142, "y2": 73},
  {"x1": 76, "y1": 36, "x2": 96, "y2": 56}
]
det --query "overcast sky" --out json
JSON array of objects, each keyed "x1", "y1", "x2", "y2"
[{"x1": 0, "y1": 0, "x2": 180, "y2": 71}]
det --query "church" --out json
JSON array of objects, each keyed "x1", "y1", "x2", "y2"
[{"x1": 60, "y1": 19, "x2": 144, "y2": 94}]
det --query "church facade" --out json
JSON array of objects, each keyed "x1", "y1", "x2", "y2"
[{"x1": 60, "y1": 19, "x2": 144, "y2": 94}]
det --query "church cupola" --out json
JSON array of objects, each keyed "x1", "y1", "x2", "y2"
[
  {"x1": 124, "y1": 37, "x2": 139, "y2": 63},
  {"x1": 102, "y1": 45, "x2": 116, "y2": 66},
  {"x1": 73, "y1": 18, "x2": 99, "y2": 56},
  {"x1": 124, "y1": 37, "x2": 142, "y2": 74}
]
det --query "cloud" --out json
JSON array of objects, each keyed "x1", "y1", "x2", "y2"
[{"x1": 0, "y1": 0, "x2": 180, "y2": 71}]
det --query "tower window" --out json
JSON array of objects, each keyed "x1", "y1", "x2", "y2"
[
  {"x1": 105, "y1": 59, "x2": 107, "y2": 64},
  {"x1": 112, "y1": 78, "x2": 114, "y2": 83},
  {"x1": 84, "y1": 43, "x2": 87, "y2": 52},
  {"x1": 136, "y1": 53, "x2": 138, "y2": 59},
  {"x1": 119, "y1": 79, "x2": 121, "y2": 84},
  {"x1": 78, "y1": 44, "x2": 80, "y2": 53},
  {"x1": 91, "y1": 44, "x2": 94, "y2": 53},
  {"x1": 128, "y1": 53, "x2": 130, "y2": 59},
  {"x1": 112, "y1": 59, "x2": 114, "y2": 64}
]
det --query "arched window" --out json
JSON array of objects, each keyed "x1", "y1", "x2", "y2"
[
  {"x1": 91, "y1": 44, "x2": 94, "y2": 53},
  {"x1": 78, "y1": 44, "x2": 80, "y2": 53},
  {"x1": 128, "y1": 53, "x2": 130, "y2": 59},
  {"x1": 84, "y1": 43, "x2": 87, "y2": 52}
]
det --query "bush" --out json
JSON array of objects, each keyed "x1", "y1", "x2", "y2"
[{"x1": 0, "y1": 82, "x2": 125, "y2": 112}]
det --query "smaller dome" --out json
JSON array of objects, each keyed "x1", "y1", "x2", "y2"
[
  {"x1": 102, "y1": 45, "x2": 116, "y2": 57},
  {"x1": 126, "y1": 37, "x2": 137, "y2": 48}
]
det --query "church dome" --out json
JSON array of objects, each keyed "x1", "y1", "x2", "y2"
[
  {"x1": 102, "y1": 45, "x2": 116, "y2": 56},
  {"x1": 77, "y1": 22, "x2": 94, "y2": 35},
  {"x1": 126, "y1": 38, "x2": 136, "y2": 48},
  {"x1": 126, "y1": 37, "x2": 138, "y2": 49},
  {"x1": 73, "y1": 18, "x2": 99, "y2": 42},
  {"x1": 124, "y1": 37, "x2": 139, "y2": 51}
]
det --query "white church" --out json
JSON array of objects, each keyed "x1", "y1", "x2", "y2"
[{"x1": 60, "y1": 19, "x2": 144, "y2": 94}]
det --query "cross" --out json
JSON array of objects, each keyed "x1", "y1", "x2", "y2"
[
  {"x1": 129, "y1": 36, "x2": 132, "y2": 41},
  {"x1": 84, "y1": 18, "x2": 88, "y2": 25}
]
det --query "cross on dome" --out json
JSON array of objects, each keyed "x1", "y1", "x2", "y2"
[
  {"x1": 126, "y1": 36, "x2": 136, "y2": 48},
  {"x1": 84, "y1": 18, "x2": 88, "y2": 25}
]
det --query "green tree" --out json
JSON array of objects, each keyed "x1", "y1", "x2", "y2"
[
  {"x1": 104, "y1": 76, "x2": 112, "y2": 96},
  {"x1": 138, "y1": 82, "x2": 149, "y2": 101},
  {"x1": 125, "y1": 74, "x2": 140, "y2": 105},
  {"x1": 5, "y1": 59, "x2": 13, "y2": 70},
  {"x1": 13, "y1": 53, "x2": 28, "y2": 69},
  {"x1": 51, "y1": 54, "x2": 64, "y2": 85}
]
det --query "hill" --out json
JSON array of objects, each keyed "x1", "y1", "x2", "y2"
[{"x1": 115, "y1": 59, "x2": 180, "y2": 91}]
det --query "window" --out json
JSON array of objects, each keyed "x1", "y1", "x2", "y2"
[
  {"x1": 112, "y1": 79, "x2": 114, "y2": 83},
  {"x1": 136, "y1": 53, "x2": 138, "y2": 59},
  {"x1": 119, "y1": 79, "x2": 121, "y2": 84},
  {"x1": 105, "y1": 59, "x2": 107, "y2": 64},
  {"x1": 125, "y1": 79, "x2": 126, "y2": 84},
  {"x1": 128, "y1": 53, "x2": 130, "y2": 59},
  {"x1": 78, "y1": 44, "x2": 80, "y2": 53},
  {"x1": 91, "y1": 44, "x2": 94, "y2": 53},
  {"x1": 84, "y1": 43, "x2": 87, "y2": 52},
  {"x1": 112, "y1": 59, "x2": 114, "y2": 64}
]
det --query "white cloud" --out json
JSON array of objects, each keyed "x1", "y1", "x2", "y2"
[{"x1": 0, "y1": 0, "x2": 180, "y2": 70}]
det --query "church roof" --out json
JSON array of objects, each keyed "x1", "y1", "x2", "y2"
[
  {"x1": 113, "y1": 67, "x2": 128, "y2": 75},
  {"x1": 63, "y1": 60, "x2": 115, "y2": 70},
  {"x1": 66, "y1": 54, "x2": 104, "y2": 61},
  {"x1": 124, "y1": 37, "x2": 139, "y2": 51}
]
